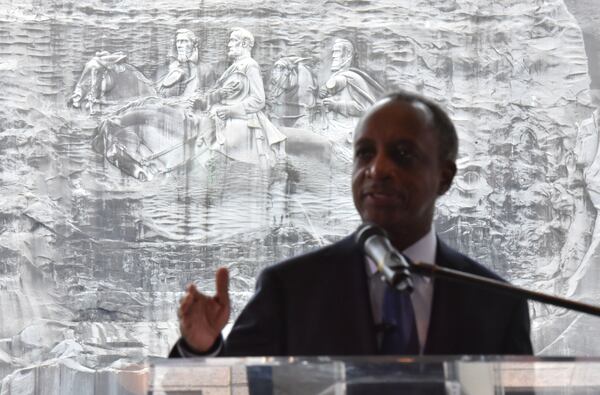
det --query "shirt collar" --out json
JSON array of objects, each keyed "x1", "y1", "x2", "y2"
[
  {"x1": 366, "y1": 225, "x2": 437, "y2": 280},
  {"x1": 403, "y1": 225, "x2": 437, "y2": 268}
]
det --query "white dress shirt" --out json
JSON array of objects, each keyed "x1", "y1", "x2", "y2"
[{"x1": 366, "y1": 226, "x2": 436, "y2": 354}]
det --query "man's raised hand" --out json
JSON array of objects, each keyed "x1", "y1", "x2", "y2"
[{"x1": 178, "y1": 267, "x2": 230, "y2": 352}]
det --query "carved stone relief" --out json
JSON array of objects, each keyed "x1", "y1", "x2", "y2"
[{"x1": 0, "y1": 0, "x2": 598, "y2": 388}]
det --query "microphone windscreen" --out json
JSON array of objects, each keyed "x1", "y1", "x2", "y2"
[{"x1": 355, "y1": 223, "x2": 387, "y2": 249}]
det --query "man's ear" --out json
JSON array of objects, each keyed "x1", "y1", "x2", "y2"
[
  {"x1": 343, "y1": 48, "x2": 352, "y2": 60},
  {"x1": 438, "y1": 160, "x2": 457, "y2": 196}
]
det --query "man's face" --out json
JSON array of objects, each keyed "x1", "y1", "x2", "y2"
[
  {"x1": 175, "y1": 35, "x2": 194, "y2": 59},
  {"x1": 228, "y1": 32, "x2": 244, "y2": 58},
  {"x1": 331, "y1": 42, "x2": 347, "y2": 71},
  {"x1": 351, "y1": 100, "x2": 456, "y2": 248}
]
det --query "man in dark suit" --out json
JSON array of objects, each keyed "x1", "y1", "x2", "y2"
[{"x1": 170, "y1": 91, "x2": 533, "y2": 357}]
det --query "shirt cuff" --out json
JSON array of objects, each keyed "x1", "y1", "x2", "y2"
[{"x1": 176, "y1": 335, "x2": 223, "y2": 357}]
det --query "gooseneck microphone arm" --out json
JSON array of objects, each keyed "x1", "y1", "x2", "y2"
[{"x1": 355, "y1": 223, "x2": 600, "y2": 318}]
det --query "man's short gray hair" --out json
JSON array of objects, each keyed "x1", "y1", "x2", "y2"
[
  {"x1": 232, "y1": 27, "x2": 255, "y2": 48},
  {"x1": 333, "y1": 38, "x2": 354, "y2": 58},
  {"x1": 175, "y1": 29, "x2": 197, "y2": 46}
]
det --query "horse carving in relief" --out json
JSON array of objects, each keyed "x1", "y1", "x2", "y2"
[
  {"x1": 92, "y1": 97, "x2": 216, "y2": 181},
  {"x1": 267, "y1": 56, "x2": 318, "y2": 128},
  {"x1": 83, "y1": 54, "x2": 337, "y2": 182},
  {"x1": 68, "y1": 52, "x2": 158, "y2": 113},
  {"x1": 68, "y1": 50, "x2": 205, "y2": 113}
]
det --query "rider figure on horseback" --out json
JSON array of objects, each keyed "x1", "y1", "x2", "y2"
[
  {"x1": 200, "y1": 27, "x2": 287, "y2": 165},
  {"x1": 156, "y1": 29, "x2": 216, "y2": 98},
  {"x1": 69, "y1": 28, "x2": 215, "y2": 111},
  {"x1": 319, "y1": 38, "x2": 383, "y2": 145}
]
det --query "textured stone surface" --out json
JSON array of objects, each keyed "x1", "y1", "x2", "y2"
[{"x1": 0, "y1": 0, "x2": 598, "y2": 390}]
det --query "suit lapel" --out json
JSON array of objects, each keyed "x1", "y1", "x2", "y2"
[
  {"x1": 327, "y1": 235, "x2": 378, "y2": 354},
  {"x1": 424, "y1": 239, "x2": 464, "y2": 354}
]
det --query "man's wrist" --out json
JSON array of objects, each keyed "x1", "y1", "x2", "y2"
[{"x1": 177, "y1": 335, "x2": 223, "y2": 357}]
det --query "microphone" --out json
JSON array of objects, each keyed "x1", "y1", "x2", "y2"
[{"x1": 355, "y1": 223, "x2": 413, "y2": 292}]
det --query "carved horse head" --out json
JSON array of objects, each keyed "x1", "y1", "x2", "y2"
[
  {"x1": 269, "y1": 57, "x2": 302, "y2": 98},
  {"x1": 267, "y1": 56, "x2": 318, "y2": 127},
  {"x1": 69, "y1": 52, "x2": 155, "y2": 112}
]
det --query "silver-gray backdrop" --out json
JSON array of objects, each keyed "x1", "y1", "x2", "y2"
[{"x1": 1, "y1": 0, "x2": 600, "y2": 386}]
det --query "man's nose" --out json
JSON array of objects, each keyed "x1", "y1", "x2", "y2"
[{"x1": 366, "y1": 152, "x2": 393, "y2": 179}]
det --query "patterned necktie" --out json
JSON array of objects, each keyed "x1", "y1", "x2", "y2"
[{"x1": 380, "y1": 285, "x2": 420, "y2": 355}]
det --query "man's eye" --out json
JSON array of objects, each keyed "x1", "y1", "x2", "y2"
[
  {"x1": 354, "y1": 148, "x2": 373, "y2": 160},
  {"x1": 394, "y1": 149, "x2": 416, "y2": 163}
]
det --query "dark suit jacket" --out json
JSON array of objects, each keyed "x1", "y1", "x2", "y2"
[{"x1": 170, "y1": 234, "x2": 533, "y2": 357}]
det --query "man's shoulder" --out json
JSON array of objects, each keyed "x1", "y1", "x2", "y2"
[
  {"x1": 330, "y1": 68, "x2": 370, "y2": 87},
  {"x1": 327, "y1": 69, "x2": 357, "y2": 83},
  {"x1": 342, "y1": 68, "x2": 367, "y2": 79},
  {"x1": 436, "y1": 239, "x2": 506, "y2": 283},
  {"x1": 263, "y1": 234, "x2": 357, "y2": 276},
  {"x1": 233, "y1": 57, "x2": 260, "y2": 72}
]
